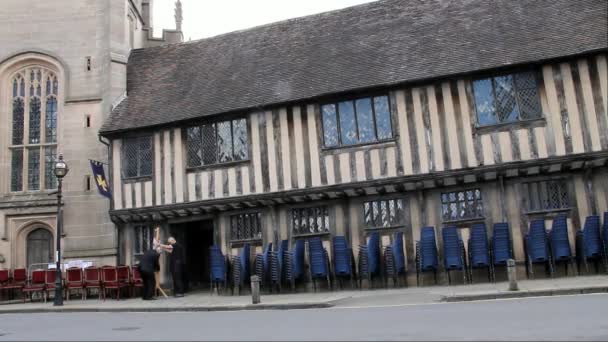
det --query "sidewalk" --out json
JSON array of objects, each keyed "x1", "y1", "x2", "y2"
[{"x1": 0, "y1": 275, "x2": 606, "y2": 313}]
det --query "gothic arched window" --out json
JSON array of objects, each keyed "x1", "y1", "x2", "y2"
[{"x1": 10, "y1": 67, "x2": 59, "y2": 192}]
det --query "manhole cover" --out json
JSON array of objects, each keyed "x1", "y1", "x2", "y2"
[{"x1": 112, "y1": 327, "x2": 141, "y2": 332}]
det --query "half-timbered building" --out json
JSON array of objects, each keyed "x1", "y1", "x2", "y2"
[{"x1": 100, "y1": 0, "x2": 608, "y2": 286}]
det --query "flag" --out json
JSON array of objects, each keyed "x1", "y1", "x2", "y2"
[{"x1": 90, "y1": 160, "x2": 112, "y2": 199}]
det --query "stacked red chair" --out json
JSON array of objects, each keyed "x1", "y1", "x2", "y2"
[
  {"x1": 66, "y1": 267, "x2": 85, "y2": 300},
  {"x1": 84, "y1": 266, "x2": 102, "y2": 300},
  {"x1": 101, "y1": 266, "x2": 128, "y2": 300},
  {"x1": 22, "y1": 269, "x2": 46, "y2": 302}
]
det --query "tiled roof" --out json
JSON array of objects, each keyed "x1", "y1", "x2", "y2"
[{"x1": 100, "y1": 0, "x2": 608, "y2": 134}]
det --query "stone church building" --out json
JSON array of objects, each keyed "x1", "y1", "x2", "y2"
[
  {"x1": 0, "y1": 0, "x2": 182, "y2": 270},
  {"x1": 2, "y1": 0, "x2": 608, "y2": 287}
]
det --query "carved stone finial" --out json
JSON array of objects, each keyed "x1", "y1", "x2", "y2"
[{"x1": 174, "y1": 0, "x2": 183, "y2": 32}]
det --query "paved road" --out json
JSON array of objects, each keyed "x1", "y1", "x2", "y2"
[{"x1": 1, "y1": 294, "x2": 607, "y2": 341}]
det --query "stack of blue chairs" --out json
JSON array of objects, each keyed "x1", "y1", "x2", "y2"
[
  {"x1": 442, "y1": 226, "x2": 468, "y2": 285},
  {"x1": 358, "y1": 231, "x2": 381, "y2": 289},
  {"x1": 269, "y1": 240, "x2": 288, "y2": 292},
  {"x1": 384, "y1": 232, "x2": 406, "y2": 287},
  {"x1": 254, "y1": 243, "x2": 272, "y2": 290},
  {"x1": 491, "y1": 223, "x2": 512, "y2": 267},
  {"x1": 416, "y1": 227, "x2": 438, "y2": 286},
  {"x1": 332, "y1": 236, "x2": 354, "y2": 289},
  {"x1": 209, "y1": 246, "x2": 227, "y2": 294},
  {"x1": 231, "y1": 243, "x2": 250, "y2": 295},
  {"x1": 549, "y1": 215, "x2": 574, "y2": 275},
  {"x1": 284, "y1": 239, "x2": 305, "y2": 291},
  {"x1": 525, "y1": 219, "x2": 554, "y2": 278},
  {"x1": 576, "y1": 215, "x2": 603, "y2": 274},
  {"x1": 603, "y1": 212, "x2": 608, "y2": 271},
  {"x1": 468, "y1": 223, "x2": 493, "y2": 283},
  {"x1": 308, "y1": 237, "x2": 331, "y2": 291}
]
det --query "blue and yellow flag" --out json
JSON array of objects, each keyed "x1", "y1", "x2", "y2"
[{"x1": 90, "y1": 160, "x2": 112, "y2": 200}]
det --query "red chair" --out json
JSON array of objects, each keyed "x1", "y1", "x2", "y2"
[
  {"x1": 22, "y1": 269, "x2": 46, "y2": 302},
  {"x1": 5, "y1": 268, "x2": 27, "y2": 300},
  {"x1": 45, "y1": 269, "x2": 60, "y2": 301},
  {"x1": 101, "y1": 266, "x2": 128, "y2": 300},
  {"x1": 84, "y1": 266, "x2": 102, "y2": 300},
  {"x1": 66, "y1": 267, "x2": 85, "y2": 300},
  {"x1": 117, "y1": 265, "x2": 131, "y2": 298},
  {"x1": 131, "y1": 266, "x2": 143, "y2": 297},
  {"x1": 0, "y1": 269, "x2": 8, "y2": 300}
]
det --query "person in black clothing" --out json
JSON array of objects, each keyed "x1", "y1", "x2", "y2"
[
  {"x1": 167, "y1": 237, "x2": 186, "y2": 297},
  {"x1": 139, "y1": 247, "x2": 160, "y2": 300}
]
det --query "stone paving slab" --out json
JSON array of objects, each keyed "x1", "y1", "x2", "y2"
[{"x1": 0, "y1": 275, "x2": 606, "y2": 313}]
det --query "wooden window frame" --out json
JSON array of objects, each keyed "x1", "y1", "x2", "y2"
[
  {"x1": 185, "y1": 117, "x2": 251, "y2": 170},
  {"x1": 121, "y1": 135, "x2": 154, "y2": 180},
  {"x1": 471, "y1": 69, "x2": 545, "y2": 131},
  {"x1": 320, "y1": 94, "x2": 395, "y2": 150},
  {"x1": 440, "y1": 188, "x2": 486, "y2": 223}
]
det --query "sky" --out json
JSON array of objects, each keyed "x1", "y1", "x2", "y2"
[{"x1": 152, "y1": 0, "x2": 377, "y2": 41}]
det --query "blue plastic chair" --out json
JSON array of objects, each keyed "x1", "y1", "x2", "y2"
[
  {"x1": 576, "y1": 215, "x2": 603, "y2": 274},
  {"x1": 525, "y1": 219, "x2": 554, "y2": 278},
  {"x1": 284, "y1": 239, "x2": 305, "y2": 291},
  {"x1": 416, "y1": 227, "x2": 438, "y2": 285},
  {"x1": 384, "y1": 232, "x2": 406, "y2": 287},
  {"x1": 269, "y1": 240, "x2": 288, "y2": 292},
  {"x1": 549, "y1": 215, "x2": 574, "y2": 275},
  {"x1": 231, "y1": 243, "x2": 250, "y2": 295},
  {"x1": 332, "y1": 236, "x2": 354, "y2": 289},
  {"x1": 491, "y1": 223, "x2": 513, "y2": 266},
  {"x1": 209, "y1": 246, "x2": 227, "y2": 294},
  {"x1": 254, "y1": 243, "x2": 272, "y2": 289},
  {"x1": 358, "y1": 231, "x2": 381, "y2": 288},
  {"x1": 308, "y1": 237, "x2": 331, "y2": 291},
  {"x1": 603, "y1": 212, "x2": 608, "y2": 272},
  {"x1": 468, "y1": 223, "x2": 493, "y2": 283},
  {"x1": 442, "y1": 226, "x2": 468, "y2": 285}
]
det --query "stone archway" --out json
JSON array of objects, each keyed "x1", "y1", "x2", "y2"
[{"x1": 26, "y1": 228, "x2": 53, "y2": 269}]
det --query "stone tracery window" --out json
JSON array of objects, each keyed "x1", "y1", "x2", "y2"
[{"x1": 9, "y1": 67, "x2": 59, "y2": 192}]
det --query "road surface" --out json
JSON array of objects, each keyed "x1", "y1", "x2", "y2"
[{"x1": 0, "y1": 294, "x2": 606, "y2": 341}]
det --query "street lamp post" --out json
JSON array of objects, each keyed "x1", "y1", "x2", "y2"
[{"x1": 53, "y1": 154, "x2": 69, "y2": 306}]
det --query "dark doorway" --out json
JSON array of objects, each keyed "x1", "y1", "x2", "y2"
[
  {"x1": 27, "y1": 228, "x2": 53, "y2": 269},
  {"x1": 169, "y1": 220, "x2": 214, "y2": 290}
]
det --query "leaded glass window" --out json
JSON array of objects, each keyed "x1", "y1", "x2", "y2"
[
  {"x1": 45, "y1": 147, "x2": 57, "y2": 190},
  {"x1": 9, "y1": 67, "x2": 59, "y2": 192},
  {"x1": 292, "y1": 206, "x2": 330, "y2": 236},
  {"x1": 441, "y1": 189, "x2": 484, "y2": 222},
  {"x1": 230, "y1": 212, "x2": 262, "y2": 241},
  {"x1": 134, "y1": 225, "x2": 153, "y2": 255},
  {"x1": 11, "y1": 149, "x2": 23, "y2": 192},
  {"x1": 27, "y1": 148, "x2": 40, "y2": 191},
  {"x1": 473, "y1": 71, "x2": 541, "y2": 126},
  {"x1": 122, "y1": 136, "x2": 153, "y2": 178},
  {"x1": 363, "y1": 198, "x2": 405, "y2": 229},
  {"x1": 186, "y1": 118, "x2": 249, "y2": 167},
  {"x1": 524, "y1": 179, "x2": 570, "y2": 212},
  {"x1": 321, "y1": 95, "x2": 393, "y2": 147}
]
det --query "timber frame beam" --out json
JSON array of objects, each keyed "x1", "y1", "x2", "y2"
[{"x1": 110, "y1": 151, "x2": 608, "y2": 221}]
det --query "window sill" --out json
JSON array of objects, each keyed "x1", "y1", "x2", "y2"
[
  {"x1": 292, "y1": 232, "x2": 331, "y2": 238},
  {"x1": 186, "y1": 159, "x2": 250, "y2": 172},
  {"x1": 321, "y1": 139, "x2": 397, "y2": 155},
  {"x1": 230, "y1": 238, "x2": 262, "y2": 246},
  {"x1": 123, "y1": 176, "x2": 153, "y2": 183},
  {"x1": 441, "y1": 217, "x2": 486, "y2": 225},
  {"x1": 364, "y1": 225, "x2": 406, "y2": 231},
  {"x1": 474, "y1": 117, "x2": 546, "y2": 135},
  {"x1": 524, "y1": 208, "x2": 572, "y2": 216}
]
